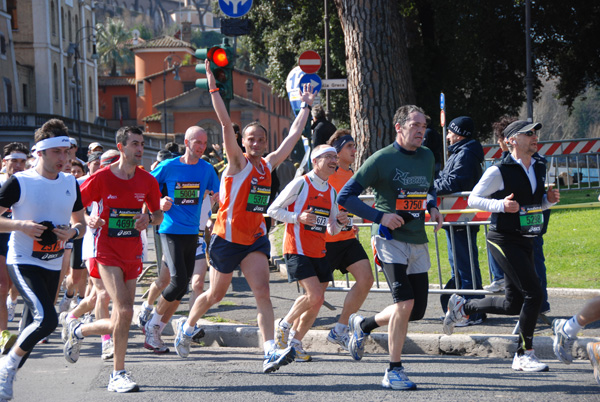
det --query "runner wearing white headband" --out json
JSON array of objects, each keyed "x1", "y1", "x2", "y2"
[{"x1": 311, "y1": 146, "x2": 337, "y2": 161}]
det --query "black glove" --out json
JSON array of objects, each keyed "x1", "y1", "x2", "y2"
[{"x1": 38, "y1": 221, "x2": 58, "y2": 246}]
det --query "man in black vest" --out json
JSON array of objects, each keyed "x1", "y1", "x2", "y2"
[{"x1": 443, "y1": 120, "x2": 560, "y2": 372}]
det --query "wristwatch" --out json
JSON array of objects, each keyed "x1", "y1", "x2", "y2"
[{"x1": 300, "y1": 102, "x2": 311, "y2": 110}]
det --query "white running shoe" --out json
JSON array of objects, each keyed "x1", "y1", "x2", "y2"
[
  {"x1": 174, "y1": 317, "x2": 201, "y2": 358},
  {"x1": 137, "y1": 305, "x2": 152, "y2": 330},
  {"x1": 5, "y1": 298, "x2": 16, "y2": 323},
  {"x1": 512, "y1": 350, "x2": 549, "y2": 372},
  {"x1": 107, "y1": 371, "x2": 139, "y2": 393},
  {"x1": 58, "y1": 293, "x2": 74, "y2": 314},
  {"x1": 326, "y1": 327, "x2": 349, "y2": 350},
  {"x1": 63, "y1": 320, "x2": 83, "y2": 364},
  {"x1": 143, "y1": 322, "x2": 169, "y2": 354},
  {"x1": 348, "y1": 314, "x2": 367, "y2": 361},
  {"x1": 291, "y1": 341, "x2": 311, "y2": 362},
  {"x1": 0, "y1": 359, "x2": 16, "y2": 400},
  {"x1": 59, "y1": 311, "x2": 70, "y2": 343},
  {"x1": 102, "y1": 338, "x2": 114, "y2": 361},
  {"x1": 443, "y1": 294, "x2": 467, "y2": 335},
  {"x1": 381, "y1": 366, "x2": 417, "y2": 390},
  {"x1": 274, "y1": 320, "x2": 290, "y2": 349},
  {"x1": 552, "y1": 318, "x2": 575, "y2": 364},
  {"x1": 484, "y1": 279, "x2": 505, "y2": 292}
]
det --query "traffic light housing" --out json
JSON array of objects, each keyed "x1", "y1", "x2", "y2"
[{"x1": 195, "y1": 39, "x2": 235, "y2": 106}]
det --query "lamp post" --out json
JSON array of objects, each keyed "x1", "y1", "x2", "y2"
[
  {"x1": 162, "y1": 55, "x2": 182, "y2": 144},
  {"x1": 69, "y1": 26, "x2": 99, "y2": 160}
]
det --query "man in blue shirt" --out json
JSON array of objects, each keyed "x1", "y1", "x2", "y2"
[{"x1": 143, "y1": 126, "x2": 219, "y2": 354}]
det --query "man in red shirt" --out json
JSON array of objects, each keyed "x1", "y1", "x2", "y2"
[{"x1": 62, "y1": 127, "x2": 163, "y2": 393}]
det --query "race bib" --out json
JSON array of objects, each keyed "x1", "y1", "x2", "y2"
[
  {"x1": 174, "y1": 182, "x2": 200, "y2": 205},
  {"x1": 304, "y1": 206, "x2": 330, "y2": 234},
  {"x1": 108, "y1": 208, "x2": 141, "y2": 238},
  {"x1": 32, "y1": 240, "x2": 64, "y2": 261},
  {"x1": 519, "y1": 205, "x2": 543, "y2": 235},
  {"x1": 246, "y1": 184, "x2": 271, "y2": 213},
  {"x1": 396, "y1": 188, "x2": 427, "y2": 219}
]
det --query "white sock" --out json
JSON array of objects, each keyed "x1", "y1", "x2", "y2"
[
  {"x1": 564, "y1": 315, "x2": 584, "y2": 338},
  {"x1": 279, "y1": 320, "x2": 291, "y2": 329},
  {"x1": 290, "y1": 338, "x2": 301, "y2": 347},
  {"x1": 112, "y1": 369, "x2": 125, "y2": 377},
  {"x1": 289, "y1": 329, "x2": 296, "y2": 341},
  {"x1": 183, "y1": 322, "x2": 194, "y2": 336},
  {"x1": 74, "y1": 324, "x2": 84, "y2": 339},
  {"x1": 158, "y1": 321, "x2": 167, "y2": 333},
  {"x1": 264, "y1": 340, "x2": 275, "y2": 352},
  {"x1": 6, "y1": 350, "x2": 22, "y2": 369},
  {"x1": 148, "y1": 312, "x2": 163, "y2": 327},
  {"x1": 142, "y1": 301, "x2": 151, "y2": 310},
  {"x1": 335, "y1": 323, "x2": 348, "y2": 334}
]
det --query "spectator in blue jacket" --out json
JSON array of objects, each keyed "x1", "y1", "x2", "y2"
[{"x1": 434, "y1": 116, "x2": 485, "y2": 326}]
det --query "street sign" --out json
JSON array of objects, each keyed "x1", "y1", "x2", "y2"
[
  {"x1": 440, "y1": 92, "x2": 445, "y2": 110},
  {"x1": 298, "y1": 73, "x2": 322, "y2": 94},
  {"x1": 298, "y1": 50, "x2": 322, "y2": 74},
  {"x1": 286, "y1": 66, "x2": 305, "y2": 116},
  {"x1": 219, "y1": 0, "x2": 253, "y2": 18},
  {"x1": 440, "y1": 110, "x2": 446, "y2": 127},
  {"x1": 321, "y1": 79, "x2": 347, "y2": 90}
]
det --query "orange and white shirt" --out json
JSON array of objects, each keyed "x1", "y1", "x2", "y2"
[
  {"x1": 212, "y1": 156, "x2": 271, "y2": 245},
  {"x1": 326, "y1": 166, "x2": 356, "y2": 243},
  {"x1": 267, "y1": 171, "x2": 342, "y2": 258}
]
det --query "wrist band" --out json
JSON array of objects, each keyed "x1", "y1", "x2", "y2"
[{"x1": 209, "y1": 88, "x2": 219, "y2": 93}]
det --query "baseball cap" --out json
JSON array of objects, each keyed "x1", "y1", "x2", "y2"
[
  {"x1": 503, "y1": 120, "x2": 542, "y2": 139},
  {"x1": 87, "y1": 151, "x2": 103, "y2": 164},
  {"x1": 69, "y1": 138, "x2": 78, "y2": 147},
  {"x1": 88, "y1": 142, "x2": 104, "y2": 152}
]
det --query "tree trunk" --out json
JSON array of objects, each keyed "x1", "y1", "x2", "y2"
[{"x1": 333, "y1": 0, "x2": 415, "y2": 165}]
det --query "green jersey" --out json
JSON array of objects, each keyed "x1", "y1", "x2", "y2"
[{"x1": 353, "y1": 142, "x2": 435, "y2": 244}]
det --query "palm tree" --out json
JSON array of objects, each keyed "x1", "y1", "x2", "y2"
[{"x1": 96, "y1": 17, "x2": 133, "y2": 76}]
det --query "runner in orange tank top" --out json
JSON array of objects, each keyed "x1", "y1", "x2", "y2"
[
  {"x1": 179, "y1": 59, "x2": 316, "y2": 374},
  {"x1": 267, "y1": 144, "x2": 349, "y2": 362}
]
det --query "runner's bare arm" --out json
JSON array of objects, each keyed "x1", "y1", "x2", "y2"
[{"x1": 266, "y1": 83, "x2": 316, "y2": 169}]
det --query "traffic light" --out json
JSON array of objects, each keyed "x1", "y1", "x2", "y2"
[{"x1": 195, "y1": 38, "x2": 235, "y2": 109}]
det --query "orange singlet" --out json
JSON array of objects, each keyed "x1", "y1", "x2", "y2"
[
  {"x1": 212, "y1": 156, "x2": 272, "y2": 245},
  {"x1": 326, "y1": 167, "x2": 355, "y2": 242}
]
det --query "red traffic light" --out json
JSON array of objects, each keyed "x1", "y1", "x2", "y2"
[{"x1": 208, "y1": 47, "x2": 229, "y2": 67}]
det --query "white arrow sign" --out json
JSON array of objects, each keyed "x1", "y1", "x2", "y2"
[{"x1": 321, "y1": 79, "x2": 347, "y2": 90}]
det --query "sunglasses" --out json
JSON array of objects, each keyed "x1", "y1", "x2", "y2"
[{"x1": 518, "y1": 130, "x2": 537, "y2": 137}]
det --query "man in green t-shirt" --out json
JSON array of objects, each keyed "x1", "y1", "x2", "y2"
[{"x1": 338, "y1": 104, "x2": 443, "y2": 391}]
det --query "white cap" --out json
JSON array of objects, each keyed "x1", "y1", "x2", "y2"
[{"x1": 88, "y1": 142, "x2": 103, "y2": 152}]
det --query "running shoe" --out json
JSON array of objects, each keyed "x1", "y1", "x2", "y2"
[
  {"x1": 5, "y1": 298, "x2": 16, "y2": 323},
  {"x1": 455, "y1": 314, "x2": 486, "y2": 327},
  {"x1": 63, "y1": 320, "x2": 83, "y2": 364},
  {"x1": 291, "y1": 341, "x2": 311, "y2": 362},
  {"x1": 137, "y1": 305, "x2": 153, "y2": 330},
  {"x1": 59, "y1": 311, "x2": 70, "y2": 343},
  {"x1": 552, "y1": 318, "x2": 575, "y2": 364},
  {"x1": 443, "y1": 294, "x2": 467, "y2": 335},
  {"x1": 484, "y1": 279, "x2": 505, "y2": 292},
  {"x1": 348, "y1": 314, "x2": 367, "y2": 361},
  {"x1": 587, "y1": 341, "x2": 600, "y2": 386},
  {"x1": 192, "y1": 328, "x2": 206, "y2": 344},
  {"x1": 107, "y1": 370, "x2": 139, "y2": 393},
  {"x1": 0, "y1": 331, "x2": 16, "y2": 356},
  {"x1": 82, "y1": 312, "x2": 94, "y2": 324},
  {"x1": 512, "y1": 350, "x2": 549, "y2": 372},
  {"x1": 143, "y1": 322, "x2": 169, "y2": 354},
  {"x1": 102, "y1": 338, "x2": 114, "y2": 361},
  {"x1": 0, "y1": 359, "x2": 16, "y2": 400},
  {"x1": 174, "y1": 317, "x2": 202, "y2": 358},
  {"x1": 381, "y1": 367, "x2": 417, "y2": 390},
  {"x1": 58, "y1": 293, "x2": 74, "y2": 313},
  {"x1": 274, "y1": 320, "x2": 290, "y2": 349},
  {"x1": 326, "y1": 327, "x2": 349, "y2": 350},
  {"x1": 263, "y1": 346, "x2": 296, "y2": 373}
]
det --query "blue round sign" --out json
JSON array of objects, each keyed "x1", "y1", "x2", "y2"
[
  {"x1": 298, "y1": 74, "x2": 322, "y2": 94},
  {"x1": 219, "y1": 0, "x2": 253, "y2": 18},
  {"x1": 440, "y1": 92, "x2": 445, "y2": 110}
]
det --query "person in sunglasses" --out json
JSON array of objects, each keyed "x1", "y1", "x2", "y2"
[{"x1": 444, "y1": 120, "x2": 560, "y2": 372}]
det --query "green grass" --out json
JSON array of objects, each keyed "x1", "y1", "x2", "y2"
[
  {"x1": 270, "y1": 189, "x2": 600, "y2": 289},
  {"x1": 219, "y1": 301, "x2": 237, "y2": 307},
  {"x1": 203, "y1": 315, "x2": 229, "y2": 323}
]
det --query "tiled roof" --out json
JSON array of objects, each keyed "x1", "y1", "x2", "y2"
[
  {"x1": 130, "y1": 35, "x2": 193, "y2": 51},
  {"x1": 98, "y1": 76, "x2": 136, "y2": 86},
  {"x1": 142, "y1": 112, "x2": 162, "y2": 122}
]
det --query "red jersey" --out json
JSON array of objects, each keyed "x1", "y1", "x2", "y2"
[
  {"x1": 213, "y1": 156, "x2": 271, "y2": 245},
  {"x1": 326, "y1": 167, "x2": 356, "y2": 242},
  {"x1": 283, "y1": 176, "x2": 335, "y2": 258},
  {"x1": 80, "y1": 166, "x2": 161, "y2": 263}
]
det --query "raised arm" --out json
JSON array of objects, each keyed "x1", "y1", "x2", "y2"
[
  {"x1": 266, "y1": 83, "x2": 316, "y2": 169},
  {"x1": 206, "y1": 59, "x2": 245, "y2": 174}
]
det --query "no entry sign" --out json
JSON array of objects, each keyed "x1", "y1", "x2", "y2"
[{"x1": 298, "y1": 50, "x2": 322, "y2": 74}]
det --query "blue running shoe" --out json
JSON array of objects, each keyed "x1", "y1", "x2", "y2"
[
  {"x1": 263, "y1": 346, "x2": 296, "y2": 373},
  {"x1": 327, "y1": 327, "x2": 349, "y2": 351},
  {"x1": 348, "y1": 314, "x2": 367, "y2": 361},
  {"x1": 382, "y1": 367, "x2": 416, "y2": 390}
]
